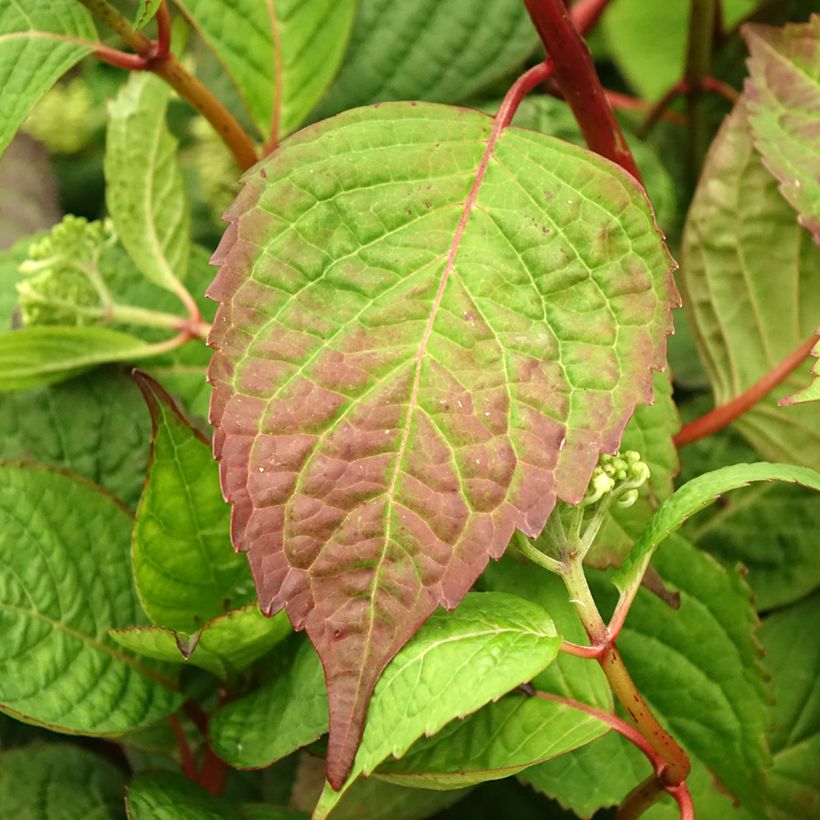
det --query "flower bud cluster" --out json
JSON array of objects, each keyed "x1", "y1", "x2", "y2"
[{"x1": 581, "y1": 451, "x2": 650, "y2": 509}]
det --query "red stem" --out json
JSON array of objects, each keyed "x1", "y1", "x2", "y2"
[
  {"x1": 198, "y1": 746, "x2": 229, "y2": 796},
  {"x1": 561, "y1": 638, "x2": 607, "y2": 659},
  {"x1": 169, "y1": 715, "x2": 197, "y2": 780},
  {"x1": 496, "y1": 61, "x2": 555, "y2": 128},
  {"x1": 675, "y1": 332, "x2": 820, "y2": 447},
  {"x1": 524, "y1": 0, "x2": 643, "y2": 182},
  {"x1": 154, "y1": 1, "x2": 172, "y2": 61},
  {"x1": 571, "y1": 0, "x2": 615, "y2": 34},
  {"x1": 95, "y1": 44, "x2": 150, "y2": 70}
]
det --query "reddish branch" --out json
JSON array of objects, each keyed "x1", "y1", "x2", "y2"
[
  {"x1": 524, "y1": 0, "x2": 643, "y2": 181},
  {"x1": 175, "y1": 701, "x2": 229, "y2": 796},
  {"x1": 675, "y1": 332, "x2": 820, "y2": 447},
  {"x1": 571, "y1": 0, "x2": 616, "y2": 35}
]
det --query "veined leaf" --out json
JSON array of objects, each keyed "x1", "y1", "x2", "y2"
[
  {"x1": 208, "y1": 101, "x2": 677, "y2": 785},
  {"x1": 761, "y1": 592, "x2": 820, "y2": 818},
  {"x1": 0, "y1": 325, "x2": 168, "y2": 392},
  {"x1": 174, "y1": 0, "x2": 355, "y2": 141},
  {"x1": 110, "y1": 604, "x2": 291, "y2": 680},
  {"x1": 313, "y1": 591, "x2": 559, "y2": 813},
  {"x1": 0, "y1": 367, "x2": 151, "y2": 509},
  {"x1": 312, "y1": 0, "x2": 537, "y2": 120},
  {"x1": 132, "y1": 373, "x2": 253, "y2": 633},
  {"x1": 743, "y1": 17, "x2": 820, "y2": 243},
  {"x1": 613, "y1": 462, "x2": 820, "y2": 615},
  {"x1": 373, "y1": 692, "x2": 609, "y2": 789},
  {"x1": 126, "y1": 771, "x2": 235, "y2": 819},
  {"x1": 0, "y1": 743, "x2": 126, "y2": 819},
  {"x1": 680, "y1": 97, "x2": 820, "y2": 465},
  {"x1": 0, "y1": 464, "x2": 182, "y2": 734},
  {"x1": 0, "y1": 0, "x2": 97, "y2": 157},
  {"x1": 781, "y1": 335, "x2": 820, "y2": 405},
  {"x1": 106, "y1": 73, "x2": 191, "y2": 294}
]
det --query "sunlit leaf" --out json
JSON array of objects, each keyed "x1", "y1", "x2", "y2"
[
  {"x1": 680, "y1": 97, "x2": 820, "y2": 465},
  {"x1": 743, "y1": 17, "x2": 820, "y2": 243},
  {"x1": 0, "y1": 464, "x2": 182, "y2": 734},
  {"x1": 0, "y1": 0, "x2": 97, "y2": 157},
  {"x1": 174, "y1": 0, "x2": 356, "y2": 141},
  {"x1": 208, "y1": 101, "x2": 677, "y2": 785}
]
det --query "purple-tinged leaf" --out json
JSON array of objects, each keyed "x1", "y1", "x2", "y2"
[
  {"x1": 743, "y1": 16, "x2": 820, "y2": 244},
  {"x1": 207, "y1": 102, "x2": 677, "y2": 787}
]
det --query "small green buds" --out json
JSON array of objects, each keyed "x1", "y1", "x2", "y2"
[
  {"x1": 17, "y1": 216, "x2": 116, "y2": 327},
  {"x1": 582, "y1": 450, "x2": 650, "y2": 509}
]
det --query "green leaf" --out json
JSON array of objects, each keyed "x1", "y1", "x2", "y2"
[
  {"x1": 110, "y1": 604, "x2": 291, "y2": 680},
  {"x1": 0, "y1": 134, "x2": 60, "y2": 250},
  {"x1": 0, "y1": 325, "x2": 164, "y2": 391},
  {"x1": 0, "y1": 0, "x2": 97, "y2": 157},
  {"x1": 174, "y1": 0, "x2": 356, "y2": 140},
  {"x1": 743, "y1": 17, "x2": 820, "y2": 243},
  {"x1": 134, "y1": 0, "x2": 163, "y2": 30},
  {"x1": 602, "y1": 0, "x2": 759, "y2": 99},
  {"x1": 613, "y1": 462, "x2": 820, "y2": 613},
  {"x1": 208, "y1": 100, "x2": 677, "y2": 786},
  {"x1": 679, "y1": 415, "x2": 820, "y2": 610},
  {"x1": 126, "y1": 771, "x2": 234, "y2": 819},
  {"x1": 209, "y1": 637, "x2": 327, "y2": 769},
  {"x1": 132, "y1": 373, "x2": 253, "y2": 633},
  {"x1": 0, "y1": 742, "x2": 126, "y2": 819},
  {"x1": 0, "y1": 464, "x2": 182, "y2": 734},
  {"x1": 781, "y1": 335, "x2": 820, "y2": 406},
  {"x1": 313, "y1": 592, "x2": 559, "y2": 814},
  {"x1": 680, "y1": 97, "x2": 820, "y2": 465},
  {"x1": 105, "y1": 72, "x2": 191, "y2": 295},
  {"x1": 0, "y1": 232, "x2": 37, "y2": 329},
  {"x1": 313, "y1": 0, "x2": 537, "y2": 119},
  {"x1": 760, "y1": 592, "x2": 820, "y2": 818},
  {"x1": 374, "y1": 692, "x2": 609, "y2": 789},
  {"x1": 0, "y1": 367, "x2": 150, "y2": 509}
]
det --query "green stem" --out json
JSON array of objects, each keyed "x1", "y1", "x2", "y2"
[{"x1": 684, "y1": 0, "x2": 717, "y2": 176}]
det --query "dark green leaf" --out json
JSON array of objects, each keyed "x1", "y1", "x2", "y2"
[{"x1": 126, "y1": 771, "x2": 234, "y2": 819}]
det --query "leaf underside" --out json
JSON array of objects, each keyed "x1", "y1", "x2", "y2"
[{"x1": 207, "y1": 101, "x2": 677, "y2": 786}]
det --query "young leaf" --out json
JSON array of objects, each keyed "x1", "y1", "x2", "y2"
[
  {"x1": 680, "y1": 97, "x2": 820, "y2": 466},
  {"x1": 132, "y1": 373, "x2": 253, "y2": 633},
  {"x1": 127, "y1": 771, "x2": 235, "y2": 819},
  {"x1": 0, "y1": 743, "x2": 126, "y2": 819},
  {"x1": 209, "y1": 638, "x2": 328, "y2": 769},
  {"x1": 760, "y1": 592, "x2": 820, "y2": 817},
  {"x1": 0, "y1": 367, "x2": 150, "y2": 509},
  {"x1": 0, "y1": 326, "x2": 167, "y2": 392},
  {"x1": 373, "y1": 692, "x2": 609, "y2": 789},
  {"x1": 208, "y1": 101, "x2": 677, "y2": 786},
  {"x1": 312, "y1": 0, "x2": 537, "y2": 119},
  {"x1": 106, "y1": 73, "x2": 191, "y2": 295},
  {"x1": 173, "y1": 0, "x2": 356, "y2": 141},
  {"x1": 679, "y1": 417, "x2": 820, "y2": 610},
  {"x1": 613, "y1": 462, "x2": 820, "y2": 615},
  {"x1": 613, "y1": 537, "x2": 771, "y2": 813},
  {"x1": 781, "y1": 335, "x2": 820, "y2": 406},
  {"x1": 0, "y1": 0, "x2": 97, "y2": 157},
  {"x1": 0, "y1": 464, "x2": 182, "y2": 734},
  {"x1": 743, "y1": 17, "x2": 820, "y2": 243},
  {"x1": 134, "y1": 0, "x2": 163, "y2": 30},
  {"x1": 110, "y1": 604, "x2": 291, "y2": 680}
]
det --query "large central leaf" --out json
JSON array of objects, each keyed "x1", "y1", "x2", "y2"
[{"x1": 207, "y1": 101, "x2": 676, "y2": 786}]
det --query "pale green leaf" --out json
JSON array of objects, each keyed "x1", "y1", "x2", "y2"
[
  {"x1": 313, "y1": 0, "x2": 537, "y2": 119},
  {"x1": 175, "y1": 0, "x2": 356, "y2": 140},
  {"x1": 109, "y1": 605, "x2": 291, "y2": 680},
  {"x1": 0, "y1": 325, "x2": 167, "y2": 392},
  {"x1": 0, "y1": 232, "x2": 35, "y2": 329},
  {"x1": 134, "y1": 0, "x2": 163, "y2": 30},
  {"x1": 743, "y1": 17, "x2": 820, "y2": 242},
  {"x1": 313, "y1": 592, "x2": 559, "y2": 815},
  {"x1": 679, "y1": 415, "x2": 820, "y2": 610},
  {"x1": 0, "y1": 367, "x2": 150, "y2": 509},
  {"x1": 105, "y1": 72, "x2": 191, "y2": 294},
  {"x1": 680, "y1": 97, "x2": 820, "y2": 465},
  {"x1": 126, "y1": 771, "x2": 234, "y2": 819},
  {"x1": 0, "y1": 0, "x2": 97, "y2": 157},
  {"x1": 760, "y1": 592, "x2": 820, "y2": 818},
  {"x1": 374, "y1": 692, "x2": 608, "y2": 789},
  {"x1": 0, "y1": 743, "x2": 126, "y2": 820},
  {"x1": 781, "y1": 336, "x2": 820, "y2": 405},
  {"x1": 0, "y1": 464, "x2": 182, "y2": 734},
  {"x1": 613, "y1": 462, "x2": 820, "y2": 613},
  {"x1": 132, "y1": 374, "x2": 253, "y2": 633},
  {"x1": 209, "y1": 638, "x2": 327, "y2": 769}
]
